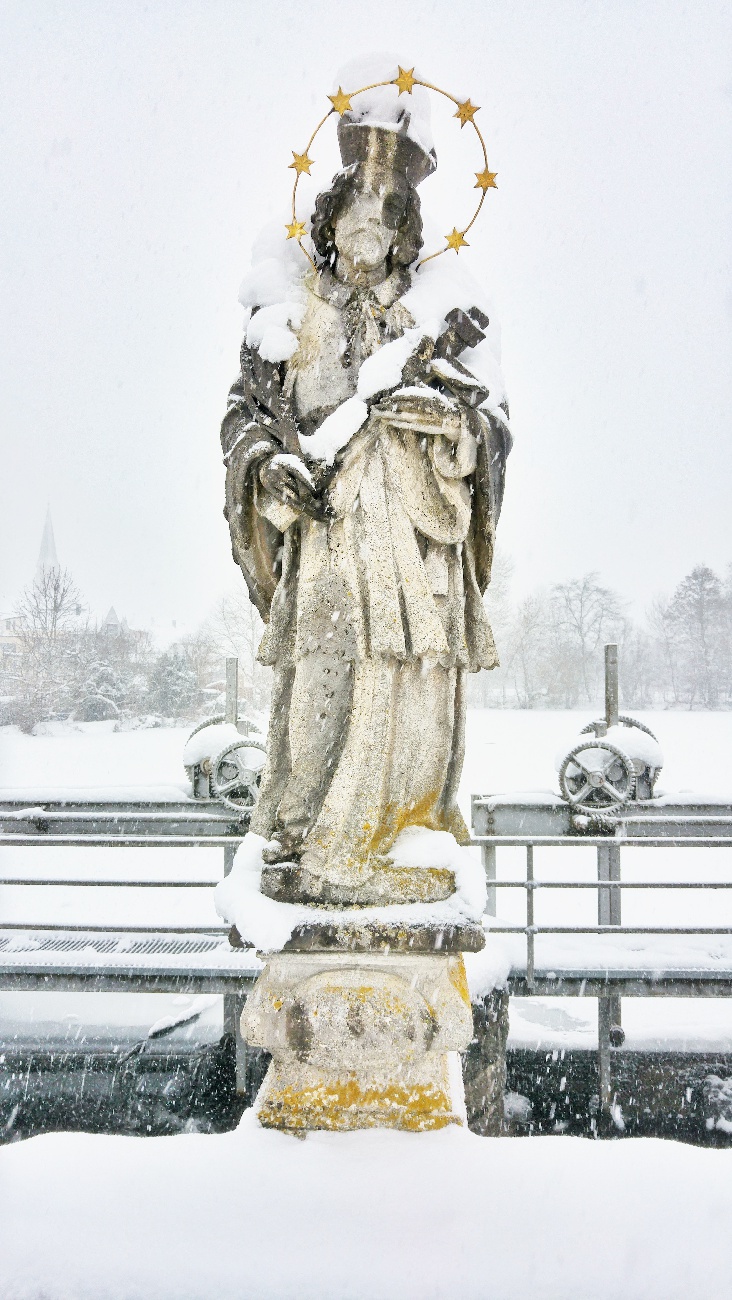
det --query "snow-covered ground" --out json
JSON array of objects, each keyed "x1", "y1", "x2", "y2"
[
  {"x1": 2, "y1": 1112, "x2": 731, "y2": 1300},
  {"x1": 1, "y1": 709, "x2": 732, "y2": 1049},
  {"x1": 2, "y1": 712, "x2": 732, "y2": 1299}
]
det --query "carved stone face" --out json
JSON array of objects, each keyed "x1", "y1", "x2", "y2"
[{"x1": 333, "y1": 181, "x2": 406, "y2": 278}]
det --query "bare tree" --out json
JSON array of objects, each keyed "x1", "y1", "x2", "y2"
[
  {"x1": 202, "y1": 590, "x2": 272, "y2": 713},
  {"x1": 8, "y1": 567, "x2": 87, "y2": 729},
  {"x1": 503, "y1": 592, "x2": 551, "y2": 708},
  {"x1": 16, "y1": 566, "x2": 84, "y2": 645},
  {"x1": 467, "y1": 546, "x2": 514, "y2": 706},
  {"x1": 549, "y1": 573, "x2": 624, "y2": 705},
  {"x1": 657, "y1": 565, "x2": 728, "y2": 708}
]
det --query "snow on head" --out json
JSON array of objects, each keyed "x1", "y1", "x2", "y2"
[{"x1": 333, "y1": 54, "x2": 435, "y2": 157}]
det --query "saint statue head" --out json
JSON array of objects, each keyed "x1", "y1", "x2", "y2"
[{"x1": 311, "y1": 108, "x2": 436, "y2": 285}]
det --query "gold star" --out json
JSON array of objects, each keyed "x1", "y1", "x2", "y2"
[
  {"x1": 475, "y1": 167, "x2": 498, "y2": 192},
  {"x1": 289, "y1": 150, "x2": 314, "y2": 175},
  {"x1": 328, "y1": 87, "x2": 353, "y2": 115},
  {"x1": 454, "y1": 98, "x2": 480, "y2": 127},
  {"x1": 285, "y1": 220, "x2": 307, "y2": 241},
  {"x1": 393, "y1": 66, "x2": 417, "y2": 95},
  {"x1": 445, "y1": 228, "x2": 469, "y2": 252}
]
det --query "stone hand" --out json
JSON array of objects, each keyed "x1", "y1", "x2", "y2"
[
  {"x1": 259, "y1": 454, "x2": 330, "y2": 521},
  {"x1": 374, "y1": 389, "x2": 461, "y2": 441}
]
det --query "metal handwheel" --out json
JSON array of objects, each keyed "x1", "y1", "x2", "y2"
[
  {"x1": 211, "y1": 739, "x2": 267, "y2": 813},
  {"x1": 558, "y1": 741, "x2": 636, "y2": 809}
]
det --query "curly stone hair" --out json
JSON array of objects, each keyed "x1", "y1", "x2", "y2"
[{"x1": 310, "y1": 166, "x2": 424, "y2": 270}]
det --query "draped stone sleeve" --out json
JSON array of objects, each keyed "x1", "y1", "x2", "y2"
[
  {"x1": 467, "y1": 404, "x2": 512, "y2": 597},
  {"x1": 220, "y1": 338, "x2": 301, "y2": 620}
]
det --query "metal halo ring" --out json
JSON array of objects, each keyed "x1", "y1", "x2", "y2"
[{"x1": 285, "y1": 69, "x2": 496, "y2": 272}]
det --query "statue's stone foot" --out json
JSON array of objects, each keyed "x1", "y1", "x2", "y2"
[
  {"x1": 260, "y1": 861, "x2": 455, "y2": 906},
  {"x1": 241, "y1": 947, "x2": 474, "y2": 1133}
]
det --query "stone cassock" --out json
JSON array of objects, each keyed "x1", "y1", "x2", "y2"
[{"x1": 221, "y1": 110, "x2": 510, "y2": 911}]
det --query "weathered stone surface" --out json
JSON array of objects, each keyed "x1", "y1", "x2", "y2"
[
  {"x1": 260, "y1": 861, "x2": 455, "y2": 907},
  {"x1": 283, "y1": 919, "x2": 486, "y2": 954},
  {"x1": 228, "y1": 917, "x2": 485, "y2": 955},
  {"x1": 462, "y1": 990, "x2": 510, "y2": 1136},
  {"x1": 218, "y1": 73, "x2": 510, "y2": 1132},
  {"x1": 220, "y1": 98, "x2": 510, "y2": 908},
  {"x1": 241, "y1": 951, "x2": 473, "y2": 1132}
]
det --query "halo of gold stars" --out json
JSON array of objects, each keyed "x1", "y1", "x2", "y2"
[{"x1": 286, "y1": 66, "x2": 497, "y2": 270}]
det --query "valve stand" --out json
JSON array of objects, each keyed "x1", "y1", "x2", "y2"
[
  {"x1": 557, "y1": 645, "x2": 663, "y2": 821},
  {"x1": 555, "y1": 644, "x2": 664, "y2": 1076},
  {"x1": 183, "y1": 657, "x2": 266, "y2": 815}
]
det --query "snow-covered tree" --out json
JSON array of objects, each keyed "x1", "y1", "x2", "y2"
[{"x1": 652, "y1": 565, "x2": 729, "y2": 708}]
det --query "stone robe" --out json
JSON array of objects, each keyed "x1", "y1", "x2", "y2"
[{"x1": 221, "y1": 268, "x2": 510, "y2": 898}]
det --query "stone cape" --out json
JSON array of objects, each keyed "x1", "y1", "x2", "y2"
[{"x1": 221, "y1": 267, "x2": 510, "y2": 906}]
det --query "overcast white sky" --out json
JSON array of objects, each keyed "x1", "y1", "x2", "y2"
[{"x1": 1, "y1": 0, "x2": 731, "y2": 631}]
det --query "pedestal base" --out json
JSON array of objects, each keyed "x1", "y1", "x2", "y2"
[{"x1": 241, "y1": 946, "x2": 474, "y2": 1133}]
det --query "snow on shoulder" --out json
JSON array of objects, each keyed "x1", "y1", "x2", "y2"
[
  {"x1": 239, "y1": 225, "x2": 308, "y2": 365},
  {"x1": 215, "y1": 828, "x2": 486, "y2": 953}
]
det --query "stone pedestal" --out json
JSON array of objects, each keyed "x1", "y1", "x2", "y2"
[{"x1": 240, "y1": 930, "x2": 477, "y2": 1133}]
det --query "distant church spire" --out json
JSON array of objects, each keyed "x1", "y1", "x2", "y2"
[{"x1": 35, "y1": 506, "x2": 59, "y2": 581}]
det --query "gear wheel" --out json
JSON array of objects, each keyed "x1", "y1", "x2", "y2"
[
  {"x1": 211, "y1": 739, "x2": 267, "y2": 814},
  {"x1": 580, "y1": 715, "x2": 658, "y2": 742}
]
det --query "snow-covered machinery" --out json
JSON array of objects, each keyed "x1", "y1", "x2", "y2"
[
  {"x1": 556, "y1": 645, "x2": 663, "y2": 812},
  {"x1": 183, "y1": 659, "x2": 266, "y2": 813}
]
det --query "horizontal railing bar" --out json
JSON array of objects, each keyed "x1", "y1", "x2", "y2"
[
  {"x1": 3, "y1": 835, "x2": 731, "y2": 850},
  {"x1": 480, "y1": 880, "x2": 732, "y2": 889},
  {"x1": 0, "y1": 835, "x2": 245, "y2": 847},
  {"x1": 0, "y1": 879, "x2": 220, "y2": 887},
  {"x1": 0, "y1": 810, "x2": 235, "y2": 822},
  {"x1": 621, "y1": 816, "x2": 732, "y2": 824},
  {"x1": 0, "y1": 923, "x2": 228, "y2": 934},
  {"x1": 488, "y1": 924, "x2": 732, "y2": 934},
  {"x1": 470, "y1": 836, "x2": 732, "y2": 847}
]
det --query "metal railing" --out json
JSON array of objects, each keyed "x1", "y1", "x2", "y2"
[
  {"x1": 471, "y1": 797, "x2": 732, "y2": 1114},
  {"x1": 0, "y1": 788, "x2": 257, "y2": 1089}
]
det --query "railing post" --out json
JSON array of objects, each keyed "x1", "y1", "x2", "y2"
[
  {"x1": 472, "y1": 795, "x2": 497, "y2": 916},
  {"x1": 526, "y1": 845, "x2": 535, "y2": 991},
  {"x1": 222, "y1": 815, "x2": 246, "y2": 1095},
  {"x1": 223, "y1": 991, "x2": 248, "y2": 1097},
  {"x1": 483, "y1": 844, "x2": 497, "y2": 916},
  {"x1": 597, "y1": 840, "x2": 623, "y2": 1124}
]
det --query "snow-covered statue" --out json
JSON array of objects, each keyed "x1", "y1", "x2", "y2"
[
  {"x1": 217, "y1": 65, "x2": 511, "y2": 1135},
  {"x1": 220, "y1": 80, "x2": 510, "y2": 910}
]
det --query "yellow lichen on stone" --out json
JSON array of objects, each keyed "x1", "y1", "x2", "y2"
[
  {"x1": 258, "y1": 1073, "x2": 459, "y2": 1133},
  {"x1": 447, "y1": 955, "x2": 472, "y2": 1008}
]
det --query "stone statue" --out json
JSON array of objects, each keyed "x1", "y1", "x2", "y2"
[
  {"x1": 221, "y1": 109, "x2": 510, "y2": 910},
  {"x1": 217, "y1": 73, "x2": 511, "y2": 1132}
]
